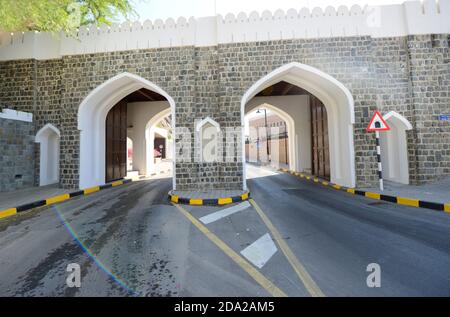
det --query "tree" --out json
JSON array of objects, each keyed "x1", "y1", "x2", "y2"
[{"x1": 0, "y1": 0, "x2": 137, "y2": 34}]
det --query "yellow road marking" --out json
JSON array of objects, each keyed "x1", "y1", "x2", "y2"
[
  {"x1": 332, "y1": 184, "x2": 341, "y2": 190},
  {"x1": 241, "y1": 193, "x2": 249, "y2": 200},
  {"x1": 0, "y1": 208, "x2": 17, "y2": 219},
  {"x1": 190, "y1": 199, "x2": 203, "y2": 205},
  {"x1": 322, "y1": 181, "x2": 329, "y2": 186},
  {"x1": 170, "y1": 195, "x2": 179, "y2": 203},
  {"x1": 111, "y1": 180, "x2": 123, "y2": 187},
  {"x1": 46, "y1": 193, "x2": 70, "y2": 205},
  {"x1": 173, "y1": 203, "x2": 287, "y2": 297},
  {"x1": 445, "y1": 204, "x2": 450, "y2": 213},
  {"x1": 218, "y1": 197, "x2": 233, "y2": 205},
  {"x1": 397, "y1": 197, "x2": 419, "y2": 207},
  {"x1": 365, "y1": 192, "x2": 381, "y2": 200},
  {"x1": 84, "y1": 186, "x2": 100, "y2": 195},
  {"x1": 347, "y1": 188, "x2": 355, "y2": 194},
  {"x1": 249, "y1": 199, "x2": 325, "y2": 297}
]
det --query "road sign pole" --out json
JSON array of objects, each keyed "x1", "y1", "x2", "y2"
[{"x1": 375, "y1": 131, "x2": 384, "y2": 191}]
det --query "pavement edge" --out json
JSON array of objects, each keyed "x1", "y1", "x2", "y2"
[
  {"x1": 0, "y1": 179, "x2": 133, "y2": 220},
  {"x1": 168, "y1": 191, "x2": 250, "y2": 206},
  {"x1": 278, "y1": 168, "x2": 450, "y2": 213}
]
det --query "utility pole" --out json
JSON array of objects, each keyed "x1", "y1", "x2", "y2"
[{"x1": 284, "y1": 121, "x2": 288, "y2": 166}]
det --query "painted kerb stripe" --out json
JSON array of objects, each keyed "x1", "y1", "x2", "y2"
[
  {"x1": 168, "y1": 192, "x2": 250, "y2": 206},
  {"x1": 46, "y1": 193, "x2": 70, "y2": 205},
  {"x1": 0, "y1": 178, "x2": 134, "y2": 219},
  {"x1": 0, "y1": 208, "x2": 17, "y2": 219},
  {"x1": 279, "y1": 169, "x2": 448, "y2": 213}
]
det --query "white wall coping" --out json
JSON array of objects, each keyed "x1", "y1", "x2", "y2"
[
  {"x1": 0, "y1": 0, "x2": 449, "y2": 61},
  {"x1": 0, "y1": 108, "x2": 33, "y2": 122}
]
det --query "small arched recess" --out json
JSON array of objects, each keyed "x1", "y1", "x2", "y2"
[
  {"x1": 380, "y1": 111, "x2": 413, "y2": 185},
  {"x1": 35, "y1": 123, "x2": 60, "y2": 186}
]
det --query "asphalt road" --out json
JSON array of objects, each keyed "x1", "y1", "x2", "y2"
[{"x1": 0, "y1": 166, "x2": 449, "y2": 296}]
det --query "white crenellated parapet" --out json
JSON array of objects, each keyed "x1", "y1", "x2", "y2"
[
  {"x1": 0, "y1": 0, "x2": 449, "y2": 61},
  {"x1": 0, "y1": 109, "x2": 33, "y2": 122}
]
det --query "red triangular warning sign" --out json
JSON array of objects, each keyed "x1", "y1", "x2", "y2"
[{"x1": 367, "y1": 111, "x2": 390, "y2": 132}]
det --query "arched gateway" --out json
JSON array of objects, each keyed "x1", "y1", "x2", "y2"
[
  {"x1": 77, "y1": 73, "x2": 176, "y2": 189},
  {"x1": 241, "y1": 62, "x2": 356, "y2": 189}
]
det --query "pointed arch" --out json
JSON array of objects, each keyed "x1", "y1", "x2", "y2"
[
  {"x1": 195, "y1": 116, "x2": 221, "y2": 132},
  {"x1": 77, "y1": 72, "x2": 176, "y2": 189},
  {"x1": 35, "y1": 123, "x2": 60, "y2": 141},
  {"x1": 383, "y1": 111, "x2": 413, "y2": 130},
  {"x1": 241, "y1": 62, "x2": 355, "y2": 189},
  {"x1": 35, "y1": 123, "x2": 60, "y2": 186}
]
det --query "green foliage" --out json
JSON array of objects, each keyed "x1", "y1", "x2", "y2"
[{"x1": 0, "y1": 0, "x2": 137, "y2": 33}]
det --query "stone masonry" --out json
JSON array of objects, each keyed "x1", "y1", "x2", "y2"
[
  {"x1": 0, "y1": 34, "x2": 449, "y2": 190},
  {"x1": 0, "y1": 117, "x2": 35, "y2": 191}
]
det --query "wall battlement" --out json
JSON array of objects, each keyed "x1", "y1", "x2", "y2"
[{"x1": 0, "y1": 0, "x2": 449, "y2": 61}]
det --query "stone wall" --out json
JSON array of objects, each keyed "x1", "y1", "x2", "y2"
[
  {"x1": 0, "y1": 116, "x2": 35, "y2": 191},
  {"x1": 408, "y1": 34, "x2": 450, "y2": 182},
  {"x1": 0, "y1": 34, "x2": 448, "y2": 190}
]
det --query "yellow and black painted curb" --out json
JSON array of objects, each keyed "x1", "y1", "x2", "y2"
[
  {"x1": 168, "y1": 191, "x2": 250, "y2": 206},
  {"x1": 279, "y1": 168, "x2": 450, "y2": 213},
  {"x1": 0, "y1": 179, "x2": 133, "y2": 220}
]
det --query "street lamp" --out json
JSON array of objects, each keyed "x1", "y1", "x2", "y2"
[{"x1": 256, "y1": 108, "x2": 271, "y2": 163}]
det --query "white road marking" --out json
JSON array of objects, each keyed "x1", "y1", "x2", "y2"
[
  {"x1": 199, "y1": 201, "x2": 251, "y2": 224},
  {"x1": 240, "y1": 233, "x2": 278, "y2": 269}
]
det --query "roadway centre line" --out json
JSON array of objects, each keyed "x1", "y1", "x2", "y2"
[
  {"x1": 249, "y1": 199, "x2": 325, "y2": 297},
  {"x1": 172, "y1": 203, "x2": 287, "y2": 297},
  {"x1": 240, "y1": 233, "x2": 278, "y2": 269},
  {"x1": 199, "y1": 201, "x2": 251, "y2": 224}
]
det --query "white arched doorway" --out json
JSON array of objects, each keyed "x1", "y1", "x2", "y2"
[
  {"x1": 241, "y1": 62, "x2": 355, "y2": 190},
  {"x1": 145, "y1": 108, "x2": 172, "y2": 175},
  {"x1": 380, "y1": 111, "x2": 412, "y2": 185},
  {"x1": 245, "y1": 103, "x2": 296, "y2": 171},
  {"x1": 78, "y1": 72, "x2": 176, "y2": 189},
  {"x1": 35, "y1": 123, "x2": 60, "y2": 186}
]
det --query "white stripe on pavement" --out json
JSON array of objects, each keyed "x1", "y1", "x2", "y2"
[
  {"x1": 240, "y1": 233, "x2": 278, "y2": 269},
  {"x1": 199, "y1": 201, "x2": 251, "y2": 224}
]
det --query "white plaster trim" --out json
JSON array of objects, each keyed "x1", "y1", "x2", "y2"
[
  {"x1": 0, "y1": 109, "x2": 33, "y2": 122},
  {"x1": 195, "y1": 116, "x2": 221, "y2": 132},
  {"x1": 195, "y1": 117, "x2": 221, "y2": 163},
  {"x1": 78, "y1": 72, "x2": 176, "y2": 190},
  {"x1": 240, "y1": 62, "x2": 356, "y2": 189},
  {"x1": 35, "y1": 123, "x2": 60, "y2": 141},
  {"x1": 1, "y1": 1, "x2": 449, "y2": 60},
  {"x1": 35, "y1": 123, "x2": 60, "y2": 186},
  {"x1": 380, "y1": 111, "x2": 411, "y2": 184},
  {"x1": 383, "y1": 111, "x2": 413, "y2": 130}
]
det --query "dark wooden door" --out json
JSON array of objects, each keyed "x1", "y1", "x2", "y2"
[
  {"x1": 311, "y1": 95, "x2": 330, "y2": 180},
  {"x1": 105, "y1": 100, "x2": 127, "y2": 183}
]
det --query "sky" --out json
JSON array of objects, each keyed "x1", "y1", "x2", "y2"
[{"x1": 126, "y1": 0, "x2": 406, "y2": 22}]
